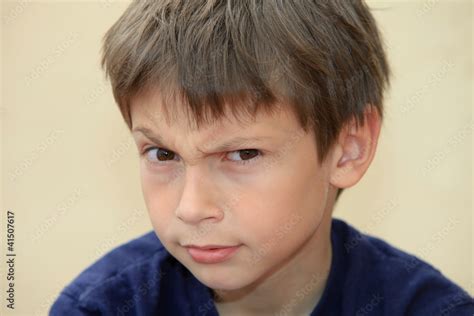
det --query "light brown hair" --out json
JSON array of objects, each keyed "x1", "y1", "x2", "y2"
[{"x1": 101, "y1": 0, "x2": 391, "y2": 201}]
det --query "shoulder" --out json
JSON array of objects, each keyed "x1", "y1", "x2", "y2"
[
  {"x1": 49, "y1": 230, "x2": 173, "y2": 315},
  {"x1": 331, "y1": 218, "x2": 474, "y2": 315}
]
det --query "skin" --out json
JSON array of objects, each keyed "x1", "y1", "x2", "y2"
[{"x1": 130, "y1": 87, "x2": 381, "y2": 316}]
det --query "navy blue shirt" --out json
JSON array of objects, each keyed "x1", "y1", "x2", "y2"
[{"x1": 50, "y1": 218, "x2": 474, "y2": 315}]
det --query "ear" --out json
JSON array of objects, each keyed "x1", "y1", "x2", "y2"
[{"x1": 329, "y1": 105, "x2": 382, "y2": 189}]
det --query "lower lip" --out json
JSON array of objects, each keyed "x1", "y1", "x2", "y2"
[{"x1": 186, "y1": 245, "x2": 241, "y2": 264}]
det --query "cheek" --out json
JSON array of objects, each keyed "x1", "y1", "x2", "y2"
[
  {"x1": 236, "y1": 156, "x2": 328, "y2": 258},
  {"x1": 140, "y1": 168, "x2": 177, "y2": 236},
  {"x1": 240, "y1": 184, "x2": 322, "y2": 244}
]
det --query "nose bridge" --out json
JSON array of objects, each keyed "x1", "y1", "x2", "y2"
[{"x1": 175, "y1": 165, "x2": 223, "y2": 224}]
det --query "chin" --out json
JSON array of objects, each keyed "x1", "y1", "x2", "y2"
[{"x1": 191, "y1": 264, "x2": 255, "y2": 291}]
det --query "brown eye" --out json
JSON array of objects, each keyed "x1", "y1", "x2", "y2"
[
  {"x1": 144, "y1": 147, "x2": 177, "y2": 162},
  {"x1": 227, "y1": 149, "x2": 262, "y2": 165},
  {"x1": 239, "y1": 149, "x2": 259, "y2": 160},
  {"x1": 156, "y1": 149, "x2": 175, "y2": 161}
]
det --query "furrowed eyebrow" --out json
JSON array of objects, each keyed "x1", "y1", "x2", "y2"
[
  {"x1": 132, "y1": 127, "x2": 166, "y2": 147},
  {"x1": 132, "y1": 127, "x2": 271, "y2": 153}
]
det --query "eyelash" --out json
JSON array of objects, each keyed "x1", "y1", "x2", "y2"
[{"x1": 141, "y1": 147, "x2": 263, "y2": 166}]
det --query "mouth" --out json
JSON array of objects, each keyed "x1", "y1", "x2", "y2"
[
  {"x1": 184, "y1": 244, "x2": 242, "y2": 264},
  {"x1": 183, "y1": 244, "x2": 237, "y2": 250}
]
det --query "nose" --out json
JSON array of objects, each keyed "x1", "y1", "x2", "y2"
[{"x1": 174, "y1": 167, "x2": 224, "y2": 225}]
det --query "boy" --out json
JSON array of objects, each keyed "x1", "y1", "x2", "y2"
[{"x1": 50, "y1": 0, "x2": 473, "y2": 315}]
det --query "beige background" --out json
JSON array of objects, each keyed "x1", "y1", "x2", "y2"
[{"x1": 1, "y1": 0, "x2": 472, "y2": 315}]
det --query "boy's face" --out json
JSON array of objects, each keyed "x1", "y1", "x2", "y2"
[{"x1": 131, "y1": 88, "x2": 334, "y2": 291}]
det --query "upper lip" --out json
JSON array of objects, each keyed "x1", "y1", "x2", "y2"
[{"x1": 183, "y1": 244, "x2": 239, "y2": 250}]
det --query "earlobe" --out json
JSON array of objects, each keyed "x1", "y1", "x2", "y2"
[{"x1": 329, "y1": 105, "x2": 381, "y2": 189}]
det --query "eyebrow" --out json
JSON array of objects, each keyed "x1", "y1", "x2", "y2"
[{"x1": 132, "y1": 127, "x2": 272, "y2": 153}]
